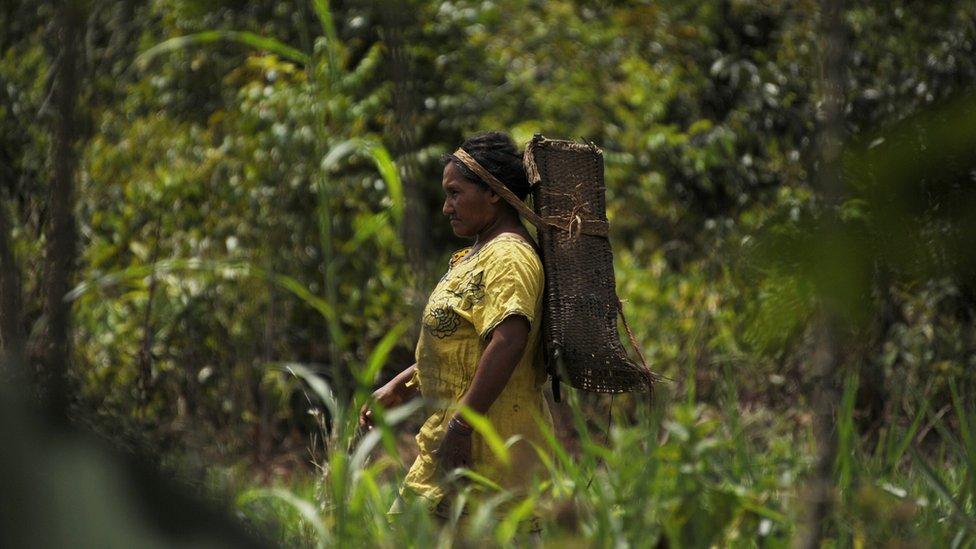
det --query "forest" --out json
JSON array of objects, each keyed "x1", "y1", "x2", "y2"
[{"x1": 2, "y1": 0, "x2": 976, "y2": 547}]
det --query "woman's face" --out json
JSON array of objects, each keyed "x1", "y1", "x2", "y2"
[{"x1": 441, "y1": 161, "x2": 499, "y2": 238}]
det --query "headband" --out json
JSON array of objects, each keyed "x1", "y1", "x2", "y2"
[{"x1": 452, "y1": 147, "x2": 609, "y2": 238}]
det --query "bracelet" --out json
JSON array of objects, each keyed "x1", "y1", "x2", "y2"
[{"x1": 448, "y1": 415, "x2": 474, "y2": 436}]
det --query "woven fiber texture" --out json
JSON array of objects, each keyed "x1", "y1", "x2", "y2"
[{"x1": 525, "y1": 135, "x2": 656, "y2": 394}]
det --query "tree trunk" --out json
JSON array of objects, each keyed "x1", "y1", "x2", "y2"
[
  {"x1": 378, "y1": 0, "x2": 431, "y2": 306},
  {"x1": 0, "y1": 200, "x2": 25, "y2": 377},
  {"x1": 41, "y1": 0, "x2": 82, "y2": 417},
  {"x1": 796, "y1": 0, "x2": 847, "y2": 547}
]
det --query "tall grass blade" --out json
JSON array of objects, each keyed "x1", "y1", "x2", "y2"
[
  {"x1": 908, "y1": 446, "x2": 976, "y2": 533},
  {"x1": 466, "y1": 491, "x2": 514, "y2": 538},
  {"x1": 339, "y1": 212, "x2": 393, "y2": 256},
  {"x1": 353, "y1": 399, "x2": 423, "y2": 471},
  {"x1": 836, "y1": 370, "x2": 858, "y2": 497},
  {"x1": 270, "y1": 272, "x2": 338, "y2": 324},
  {"x1": 721, "y1": 360, "x2": 750, "y2": 479},
  {"x1": 948, "y1": 379, "x2": 976, "y2": 513},
  {"x1": 320, "y1": 139, "x2": 360, "y2": 171},
  {"x1": 322, "y1": 137, "x2": 404, "y2": 226},
  {"x1": 310, "y1": 0, "x2": 339, "y2": 47},
  {"x1": 459, "y1": 407, "x2": 510, "y2": 465},
  {"x1": 314, "y1": 173, "x2": 344, "y2": 362},
  {"x1": 281, "y1": 362, "x2": 339, "y2": 418},
  {"x1": 358, "y1": 140, "x2": 404, "y2": 225},
  {"x1": 237, "y1": 487, "x2": 328, "y2": 548},
  {"x1": 496, "y1": 496, "x2": 537, "y2": 544},
  {"x1": 456, "y1": 469, "x2": 504, "y2": 492},
  {"x1": 343, "y1": 42, "x2": 383, "y2": 89},
  {"x1": 534, "y1": 413, "x2": 574, "y2": 473},
  {"x1": 68, "y1": 258, "x2": 340, "y2": 325},
  {"x1": 350, "y1": 428, "x2": 382, "y2": 471},
  {"x1": 136, "y1": 30, "x2": 309, "y2": 68},
  {"x1": 888, "y1": 388, "x2": 931, "y2": 470},
  {"x1": 309, "y1": 0, "x2": 342, "y2": 86},
  {"x1": 383, "y1": 398, "x2": 424, "y2": 427},
  {"x1": 359, "y1": 319, "x2": 410, "y2": 386}
]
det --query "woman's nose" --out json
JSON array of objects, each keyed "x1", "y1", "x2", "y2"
[{"x1": 442, "y1": 199, "x2": 452, "y2": 216}]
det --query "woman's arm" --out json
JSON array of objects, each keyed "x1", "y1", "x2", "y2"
[
  {"x1": 389, "y1": 363, "x2": 420, "y2": 398},
  {"x1": 434, "y1": 315, "x2": 529, "y2": 471},
  {"x1": 460, "y1": 316, "x2": 529, "y2": 414},
  {"x1": 359, "y1": 363, "x2": 419, "y2": 430}
]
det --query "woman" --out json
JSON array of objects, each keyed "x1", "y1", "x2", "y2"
[{"x1": 359, "y1": 131, "x2": 553, "y2": 519}]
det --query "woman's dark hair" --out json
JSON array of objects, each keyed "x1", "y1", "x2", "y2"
[{"x1": 444, "y1": 131, "x2": 531, "y2": 200}]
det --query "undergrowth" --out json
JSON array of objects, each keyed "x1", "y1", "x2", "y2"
[{"x1": 227, "y1": 371, "x2": 976, "y2": 548}]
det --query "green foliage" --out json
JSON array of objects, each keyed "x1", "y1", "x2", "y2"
[
  {"x1": 228, "y1": 376, "x2": 976, "y2": 547},
  {"x1": 4, "y1": 0, "x2": 976, "y2": 546}
]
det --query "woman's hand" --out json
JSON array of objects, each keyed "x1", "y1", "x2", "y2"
[
  {"x1": 434, "y1": 417, "x2": 473, "y2": 479},
  {"x1": 359, "y1": 364, "x2": 417, "y2": 431}
]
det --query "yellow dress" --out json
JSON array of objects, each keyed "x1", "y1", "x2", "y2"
[{"x1": 402, "y1": 233, "x2": 553, "y2": 508}]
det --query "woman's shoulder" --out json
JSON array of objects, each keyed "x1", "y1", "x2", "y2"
[{"x1": 480, "y1": 233, "x2": 542, "y2": 270}]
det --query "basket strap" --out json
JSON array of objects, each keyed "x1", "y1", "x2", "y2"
[
  {"x1": 551, "y1": 345, "x2": 564, "y2": 403},
  {"x1": 452, "y1": 148, "x2": 609, "y2": 238},
  {"x1": 523, "y1": 137, "x2": 542, "y2": 187},
  {"x1": 551, "y1": 369, "x2": 561, "y2": 403},
  {"x1": 617, "y1": 298, "x2": 660, "y2": 390}
]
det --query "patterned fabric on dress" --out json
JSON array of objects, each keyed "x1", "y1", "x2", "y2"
[{"x1": 400, "y1": 233, "x2": 553, "y2": 512}]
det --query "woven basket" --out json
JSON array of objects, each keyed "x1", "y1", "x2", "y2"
[{"x1": 524, "y1": 135, "x2": 656, "y2": 397}]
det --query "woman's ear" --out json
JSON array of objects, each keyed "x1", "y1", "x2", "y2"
[{"x1": 487, "y1": 190, "x2": 501, "y2": 204}]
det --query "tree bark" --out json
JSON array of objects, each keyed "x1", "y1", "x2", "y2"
[
  {"x1": 0, "y1": 200, "x2": 25, "y2": 378},
  {"x1": 796, "y1": 0, "x2": 847, "y2": 547},
  {"x1": 378, "y1": 0, "x2": 431, "y2": 302},
  {"x1": 41, "y1": 0, "x2": 82, "y2": 416},
  {"x1": 137, "y1": 215, "x2": 162, "y2": 407},
  {"x1": 799, "y1": 317, "x2": 843, "y2": 549}
]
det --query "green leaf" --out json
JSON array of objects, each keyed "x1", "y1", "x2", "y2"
[
  {"x1": 321, "y1": 139, "x2": 360, "y2": 172},
  {"x1": 350, "y1": 428, "x2": 382, "y2": 472},
  {"x1": 495, "y1": 496, "x2": 537, "y2": 544},
  {"x1": 237, "y1": 488, "x2": 327, "y2": 548},
  {"x1": 343, "y1": 42, "x2": 383, "y2": 89},
  {"x1": 279, "y1": 362, "x2": 338, "y2": 418},
  {"x1": 270, "y1": 272, "x2": 338, "y2": 325},
  {"x1": 948, "y1": 378, "x2": 976, "y2": 506},
  {"x1": 383, "y1": 398, "x2": 424, "y2": 426},
  {"x1": 909, "y1": 446, "x2": 976, "y2": 534},
  {"x1": 456, "y1": 469, "x2": 504, "y2": 492},
  {"x1": 136, "y1": 31, "x2": 309, "y2": 69},
  {"x1": 67, "y1": 259, "x2": 338, "y2": 325},
  {"x1": 311, "y1": 0, "x2": 339, "y2": 47},
  {"x1": 888, "y1": 389, "x2": 930, "y2": 469},
  {"x1": 358, "y1": 140, "x2": 404, "y2": 225},
  {"x1": 459, "y1": 407, "x2": 510, "y2": 465},
  {"x1": 323, "y1": 138, "x2": 404, "y2": 226},
  {"x1": 358, "y1": 319, "x2": 410, "y2": 385},
  {"x1": 339, "y1": 212, "x2": 393, "y2": 256}
]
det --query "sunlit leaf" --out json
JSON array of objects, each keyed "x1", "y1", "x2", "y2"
[
  {"x1": 279, "y1": 362, "x2": 338, "y2": 418},
  {"x1": 136, "y1": 31, "x2": 309, "y2": 68},
  {"x1": 458, "y1": 407, "x2": 509, "y2": 466}
]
